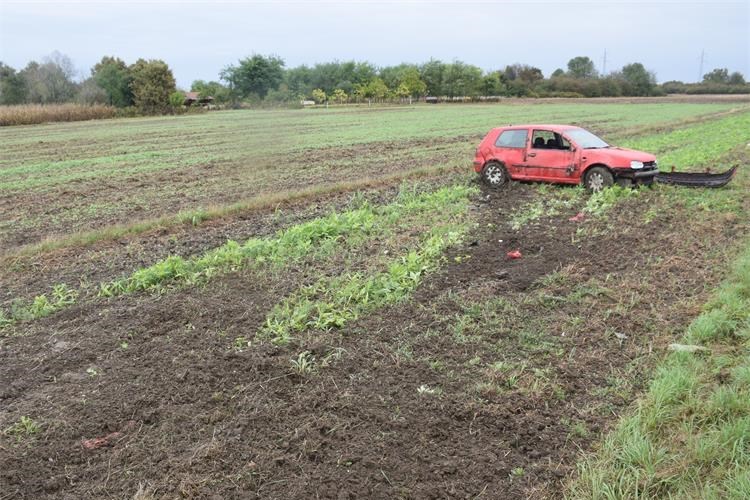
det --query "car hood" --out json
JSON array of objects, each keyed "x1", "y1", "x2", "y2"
[{"x1": 585, "y1": 147, "x2": 656, "y2": 165}]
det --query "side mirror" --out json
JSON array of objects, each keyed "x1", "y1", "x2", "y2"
[{"x1": 570, "y1": 146, "x2": 576, "y2": 152}]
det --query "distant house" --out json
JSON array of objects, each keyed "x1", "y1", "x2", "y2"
[{"x1": 183, "y1": 91, "x2": 214, "y2": 106}]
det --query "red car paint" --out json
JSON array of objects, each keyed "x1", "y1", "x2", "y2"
[{"x1": 473, "y1": 124, "x2": 658, "y2": 188}]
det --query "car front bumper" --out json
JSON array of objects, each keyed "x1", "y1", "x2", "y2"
[{"x1": 615, "y1": 167, "x2": 659, "y2": 181}]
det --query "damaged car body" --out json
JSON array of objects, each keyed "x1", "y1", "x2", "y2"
[{"x1": 474, "y1": 125, "x2": 736, "y2": 190}]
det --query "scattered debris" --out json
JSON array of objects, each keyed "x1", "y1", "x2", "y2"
[
  {"x1": 506, "y1": 250, "x2": 522, "y2": 259},
  {"x1": 569, "y1": 212, "x2": 586, "y2": 222},
  {"x1": 81, "y1": 421, "x2": 136, "y2": 450},
  {"x1": 668, "y1": 343, "x2": 709, "y2": 353}
]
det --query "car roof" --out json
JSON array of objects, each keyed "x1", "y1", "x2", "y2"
[{"x1": 493, "y1": 124, "x2": 582, "y2": 132}]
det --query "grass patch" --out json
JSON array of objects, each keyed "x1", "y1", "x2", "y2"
[
  {"x1": 0, "y1": 284, "x2": 77, "y2": 331},
  {"x1": 510, "y1": 184, "x2": 584, "y2": 230},
  {"x1": 3, "y1": 416, "x2": 40, "y2": 440},
  {"x1": 568, "y1": 240, "x2": 750, "y2": 499},
  {"x1": 261, "y1": 225, "x2": 467, "y2": 345}
]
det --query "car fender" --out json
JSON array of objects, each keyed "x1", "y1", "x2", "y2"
[
  {"x1": 481, "y1": 158, "x2": 506, "y2": 173},
  {"x1": 581, "y1": 163, "x2": 612, "y2": 180}
]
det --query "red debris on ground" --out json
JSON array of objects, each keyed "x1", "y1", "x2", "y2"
[
  {"x1": 569, "y1": 212, "x2": 586, "y2": 222},
  {"x1": 81, "y1": 421, "x2": 136, "y2": 450},
  {"x1": 82, "y1": 432, "x2": 121, "y2": 450},
  {"x1": 506, "y1": 250, "x2": 522, "y2": 259}
]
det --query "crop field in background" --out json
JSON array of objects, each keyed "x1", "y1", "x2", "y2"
[
  {"x1": 1, "y1": 99, "x2": 747, "y2": 254},
  {"x1": 2, "y1": 97, "x2": 750, "y2": 499}
]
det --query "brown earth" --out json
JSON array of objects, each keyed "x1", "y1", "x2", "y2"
[
  {"x1": 0, "y1": 136, "x2": 471, "y2": 254},
  {"x1": 1, "y1": 179, "x2": 745, "y2": 499},
  {"x1": 0, "y1": 171, "x2": 465, "y2": 307}
]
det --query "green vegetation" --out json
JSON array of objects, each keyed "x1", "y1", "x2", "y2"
[
  {"x1": 259, "y1": 184, "x2": 477, "y2": 344},
  {"x1": 99, "y1": 184, "x2": 475, "y2": 297},
  {"x1": 1, "y1": 184, "x2": 476, "y2": 330},
  {"x1": 2, "y1": 101, "x2": 745, "y2": 257},
  {"x1": 0, "y1": 284, "x2": 77, "y2": 330},
  {"x1": 569, "y1": 242, "x2": 750, "y2": 499},
  {"x1": 261, "y1": 227, "x2": 465, "y2": 345},
  {"x1": 621, "y1": 112, "x2": 750, "y2": 171},
  {"x1": 3, "y1": 52, "x2": 746, "y2": 115},
  {"x1": 509, "y1": 185, "x2": 584, "y2": 230},
  {"x1": 3, "y1": 416, "x2": 40, "y2": 440}
]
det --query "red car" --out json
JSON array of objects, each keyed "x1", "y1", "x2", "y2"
[{"x1": 473, "y1": 125, "x2": 658, "y2": 190}]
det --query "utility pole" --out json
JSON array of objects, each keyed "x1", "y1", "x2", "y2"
[
  {"x1": 601, "y1": 49, "x2": 607, "y2": 75},
  {"x1": 698, "y1": 49, "x2": 705, "y2": 82}
]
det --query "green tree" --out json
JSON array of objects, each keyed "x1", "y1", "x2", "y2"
[
  {"x1": 395, "y1": 83, "x2": 410, "y2": 100},
  {"x1": 311, "y1": 88, "x2": 327, "y2": 104},
  {"x1": 728, "y1": 72, "x2": 746, "y2": 85},
  {"x1": 221, "y1": 54, "x2": 285, "y2": 99},
  {"x1": 567, "y1": 56, "x2": 597, "y2": 79},
  {"x1": 332, "y1": 88, "x2": 348, "y2": 104},
  {"x1": 481, "y1": 71, "x2": 506, "y2": 96},
  {"x1": 169, "y1": 91, "x2": 185, "y2": 108},
  {"x1": 420, "y1": 59, "x2": 446, "y2": 96},
  {"x1": 92, "y1": 56, "x2": 133, "y2": 107},
  {"x1": 443, "y1": 61, "x2": 483, "y2": 97},
  {"x1": 364, "y1": 77, "x2": 388, "y2": 100},
  {"x1": 503, "y1": 64, "x2": 543, "y2": 84},
  {"x1": 619, "y1": 63, "x2": 656, "y2": 96},
  {"x1": 129, "y1": 59, "x2": 176, "y2": 113},
  {"x1": 551, "y1": 68, "x2": 565, "y2": 78},
  {"x1": 703, "y1": 68, "x2": 729, "y2": 84},
  {"x1": 0, "y1": 62, "x2": 27, "y2": 104},
  {"x1": 190, "y1": 80, "x2": 231, "y2": 104},
  {"x1": 400, "y1": 67, "x2": 427, "y2": 97}
]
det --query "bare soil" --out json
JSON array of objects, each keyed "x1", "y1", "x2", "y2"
[
  {"x1": 1, "y1": 180, "x2": 744, "y2": 499},
  {"x1": 0, "y1": 136, "x2": 471, "y2": 253}
]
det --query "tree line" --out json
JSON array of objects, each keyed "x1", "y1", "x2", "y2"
[{"x1": 1, "y1": 52, "x2": 747, "y2": 112}]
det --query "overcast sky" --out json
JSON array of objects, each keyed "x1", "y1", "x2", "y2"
[{"x1": 1, "y1": 0, "x2": 748, "y2": 87}]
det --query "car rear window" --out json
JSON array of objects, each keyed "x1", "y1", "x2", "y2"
[{"x1": 495, "y1": 129, "x2": 527, "y2": 148}]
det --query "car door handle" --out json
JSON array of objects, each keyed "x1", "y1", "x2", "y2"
[{"x1": 528, "y1": 153, "x2": 536, "y2": 157}]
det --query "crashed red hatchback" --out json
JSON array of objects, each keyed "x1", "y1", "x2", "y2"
[{"x1": 473, "y1": 124, "x2": 658, "y2": 190}]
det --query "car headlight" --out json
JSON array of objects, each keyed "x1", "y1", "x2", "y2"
[{"x1": 630, "y1": 161, "x2": 644, "y2": 169}]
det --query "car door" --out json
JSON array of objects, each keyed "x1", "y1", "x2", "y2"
[
  {"x1": 491, "y1": 128, "x2": 529, "y2": 179},
  {"x1": 521, "y1": 129, "x2": 578, "y2": 183}
]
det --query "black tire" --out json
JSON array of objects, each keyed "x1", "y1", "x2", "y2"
[
  {"x1": 482, "y1": 161, "x2": 509, "y2": 188},
  {"x1": 584, "y1": 166, "x2": 614, "y2": 192}
]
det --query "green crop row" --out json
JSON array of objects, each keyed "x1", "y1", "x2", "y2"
[
  {"x1": 261, "y1": 225, "x2": 466, "y2": 345},
  {"x1": 0, "y1": 183, "x2": 477, "y2": 331},
  {"x1": 98, "y1": 184, "x2": 476, "y2": 297},
  {"x1": 0, "y1": 284, "x2": 77, "y2": 330}
]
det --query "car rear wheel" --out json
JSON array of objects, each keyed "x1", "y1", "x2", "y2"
[
  {"x1": 584, "y1": 166, "x2": 614, "y2": 192},
  {"x1": 482, "y1": 162, "x2": 509, "y2": 188}
]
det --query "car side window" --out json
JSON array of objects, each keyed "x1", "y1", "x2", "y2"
[
  {"x1": 495, "y1": 129, "x2": 527, "y2": 148},
  {"x1": 532, "y1": 130, "x2": 556, "y2": 149}
]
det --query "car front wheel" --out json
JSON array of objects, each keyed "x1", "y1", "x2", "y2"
[
  {"x1": 482, "y1": 161, "x2": 509, "y2": 188},
  {"x1": 584, "y1": 166, "x2": 614, "y2": 192}
]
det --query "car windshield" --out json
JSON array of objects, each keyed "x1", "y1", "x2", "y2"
[{"x1": 565, "y1": 128, "x2": 610, "y2": 149}]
